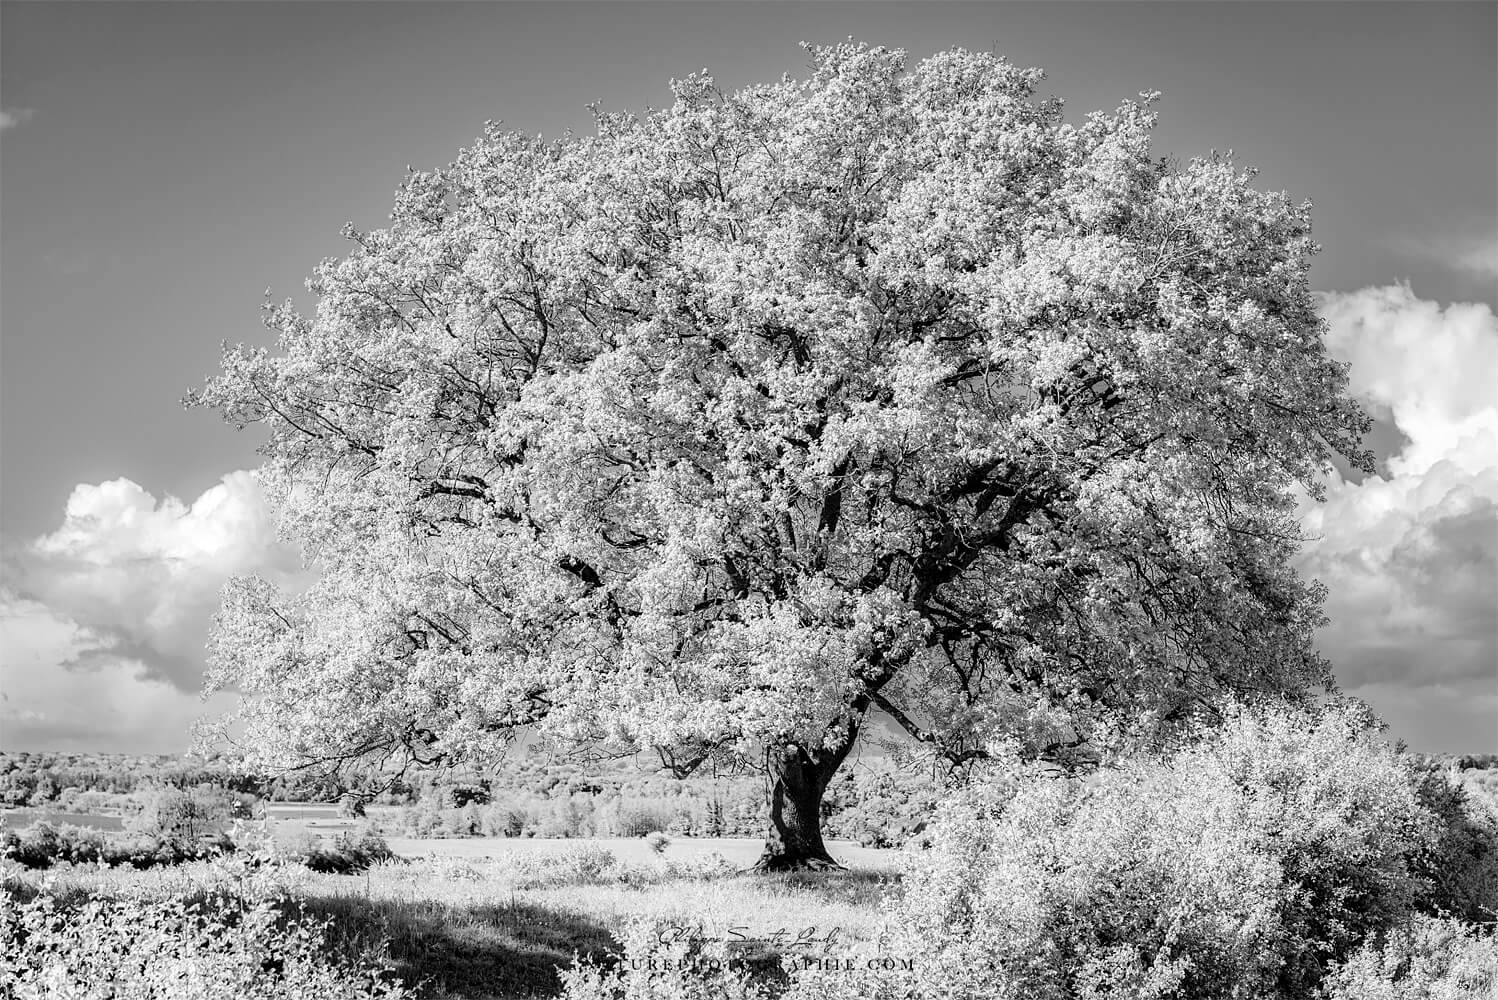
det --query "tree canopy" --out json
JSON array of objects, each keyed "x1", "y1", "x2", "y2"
[{"x1": 195, "y1": 42, "x2": 1369, "y2": 866}]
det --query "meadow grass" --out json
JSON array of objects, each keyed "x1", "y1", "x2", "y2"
[{"x1": 4, "y1": 841, "x2": 901, "y2": 999}]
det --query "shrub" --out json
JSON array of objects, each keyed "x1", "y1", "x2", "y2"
[
  {"x1": 646, "y1": 831, "x2": 671, "y2": 855},
  {"x1": 787, "y1": 700, "x2": 1453, "y2": 1000},
  {"x1": 1, "y1": 821, "x2": 227, "y2": 870},
  {"x1": 480, "y1": 801, "x2": 529, "y2": 837},
  {"x1": 438, "y1": 804, "x2": 482, "y2": 837},
  {"x1": 299, "y1": 829, "x2": 396, "y2": 874},
  {"x1": 128, "y1": 784, "x2": 233, "y2": 845},
  {"x1": 660, "y1": 852, "x2": 737, "y2": 883},
  {"x1": 449, "y1": 783, "x2": 490, "y2": 807},
  {"x1": 611, "y1": 798, "x2": 677, "y2": 838},
  {"x1": 702, "y1": 798, "x2": 726, "y2": 838},
  {"x1": 1321, "y1": 915, "x2": 1498, "y2": 1000},
  {"x1": 823, "y1": 762, "x2": 942, "y2": 849},
  {"x1": 404, "y1": 803, "x2": 441, "y2": 836},
  {"x1": 491, "y1": 844, "x2": 621, "y2": 888},
  {"x1": 1411, "y1": 768, "x2": 1498, "y2": 924},
  {"x1": 2, "y1": 822, "x2": 67, "y2": 868},
  {"x1": 64, "y1": 788, "x2": 136, "y2": 814},
  {"x1": 227, "y1": 791, "x2": 264, "y2": 819},
  {"x1": 665, "y1": 806, "x2": 695, "y2": 837},
  {"x1": 0, "y1": 882, "x2": 414, "y2": 999},
  {"x1": 537, "y1": 797, "x2": 593, "y2": 838}
]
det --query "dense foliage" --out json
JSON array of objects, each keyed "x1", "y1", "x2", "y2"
[
  {"x1": 1, "y1": 822, "x2": 231, "y2": 871},
  {"x1": 298, "y1": 829, "x2": 398, "y2": 874},
  {"x1": 1, "y1": 878, "x2": 413, "y2": 999},
  {"x1": 821, "y1": 759, "x2": 943, "y2": 848},
  {"x1": 193, "y1": 39, "x2": 1369, "y2": 864},
  {"x1": 0, "y1": 751, "x2": 341, "y2": 806},
  {"x1": 786, "y1": 701, "x2": 1498, "y2": 1000},
  {"x1": 1320, "y1": 915, "x2": 1498, "y2": 1000}
]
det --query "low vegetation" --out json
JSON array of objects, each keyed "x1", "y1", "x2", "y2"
[
  {"x1": 2, "y1": 749, "x2": 947, "y2": 853},
  {"x1": 1, "y1": 860, "x2": 415, "y2": 1000},
  {"x1": 2, "y1": 843, "x2": 890, "y2": 999},
  {"x1": 779, "y1": 701, "x2": 1498, "y2": 1000},
  {"x1": 5, "y1": 702, "x2": 1494, "y2": 999}
]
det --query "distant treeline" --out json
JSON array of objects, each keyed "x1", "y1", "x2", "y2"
[
  {"x1": 0, "y1": 752, "x2": 342, "y2": 805},
  {"x1": 1406, "y1": 753, "x2": 1498, "y2": 771},
  {"x1": 10, "y1": 748, "x2": 1485, "y2": 849},
  {"x1": 0, "y1": 750, "x2": 945, "y2": 847}
]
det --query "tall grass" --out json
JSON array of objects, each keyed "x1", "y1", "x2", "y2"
[{"x1": 2, "y1": 848, "x2": 897, "y2": 999}]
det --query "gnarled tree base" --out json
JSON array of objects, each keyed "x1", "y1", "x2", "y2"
[
  {"x1": 746, "y1": 848, "x2": 846, "y2": 873},
  {"x1": 750, "y1": 736, "x2": 861, "y2": 875}
]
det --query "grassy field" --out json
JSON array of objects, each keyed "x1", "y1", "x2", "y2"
[
  {"x1": 383, "y1": 835, "x2": 897, "y2": 869},
  {"x1": 0, "y1": 807, "x2": 127, "y2": 830},
  {"x1": 3, "y1": 839, "x2": 902, "y2": 999}
]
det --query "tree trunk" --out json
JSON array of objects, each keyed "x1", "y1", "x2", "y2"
[{"x1": 750, "y1": 710, "x2": 864, "y2": 872}]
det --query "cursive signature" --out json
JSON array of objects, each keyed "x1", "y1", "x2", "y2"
[{"x1": 656, "y1": 924, "x2": 846, "y2": 951}]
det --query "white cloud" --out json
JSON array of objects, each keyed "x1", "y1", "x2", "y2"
[
  {"x1": 1301, "y1": 285, "x2": 1498, "y2": 750},
  {"x1": 1, "y1": 473, "x2": 302, "y2": 751},
  {"x1": 12, "y1": 472, "x2": 302, "y2": 689},
  {"x1": 0, "y1": 107, "x2": 37, "y2": 131}
]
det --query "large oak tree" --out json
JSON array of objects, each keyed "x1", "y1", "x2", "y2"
[{"x1": 196, "y1": 44, "x2": 1368, "y2": 869}]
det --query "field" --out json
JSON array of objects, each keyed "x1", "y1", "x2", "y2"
[
  {"x1": 6, "y1": 754, "x2": 1494, "y2": 998},
  {"x1": 0, "y1": 807, "x2": 126, "y2": 831},
  {"x1": 2, "y1": 789, "x2": 900, "y2": 997},
  {"x1": 3, "y1": 839, "x2": 901, "y2": 999},
  {"x1": 1, "y1": 799, "x2": 896, "y2": 870}
]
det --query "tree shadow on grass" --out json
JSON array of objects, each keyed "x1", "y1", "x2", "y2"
[
  {"x1": 298, "y1": 876, "x2": 897, "y2": 999},
  {"x1": 740, "y1": 867, "x2": 900, "y2": 908},
  {"x1": 299, "y1": 894, "x2": 620, "y2": 999}
]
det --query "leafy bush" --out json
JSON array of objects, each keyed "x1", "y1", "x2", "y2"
[
  {"x1": 658, "y1": 852, "x2": 738, "y2": 884},
  {"x1": 822, "y1": 762, "x2": 942, "y2": 849},
  {"x1": 1410, "y1": 768, "x2": 1498, "y2": 923},
  {"x1": 439, "y1": 804, "x2": 483, "y2": 837},
  {"x1": 1, "y1": 821, "x2": 230, "y2": 870},
  {"x1": 56, "y1": 788, "x2": 136, "y2": 814},
  {"x1": 646, "y1": 831, "x2": 671, "y2": 855},
  {"x1": 363, "y1": 772, "x2": 771, "y2": 841},
  {"x1": 128, "y1": 784, "x2": 234, "y2": 844},
  {"x1": 1321, "y1": 915, "x2": 1498, "y2": 1000},
  {"x1": 610, "y1": 798, "x2": 679, "y2": 838},
  {"x1": 538, "y1": 797, "x2": 594, "y2": 838},
  {"x1": 298, "y1": 829, "x2": 396, "y2": 874},
  {"x1": 788, "y1": 701, "x2": 1460, "y2": 1000},
  {"x1": 490, "y1": 845, "x2": 622, "y2": 888},
  {"x1": 228, "y1": 790, "x2": 264, "y2": 819},
  {"x1": 0, "y1": 881, "x2": 414, "y2": 999},
  {"x1": 480, "y1": 801, "x2": 529, "y2": 837}
]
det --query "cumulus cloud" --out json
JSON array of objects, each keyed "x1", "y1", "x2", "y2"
[
  {"x1": 11, "y1": 471, "x2": 301, "y2": 689},
  {"x1": 1, "y1": 472, "x2": 302, "y2": 751},
  {"x1": 1300, "y1": 284, "x2": 1498, "y2": 751}
]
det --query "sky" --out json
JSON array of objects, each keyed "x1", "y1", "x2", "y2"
[{"x1": 1, "y1": 2, "x2": 1494, "y2": 755}]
